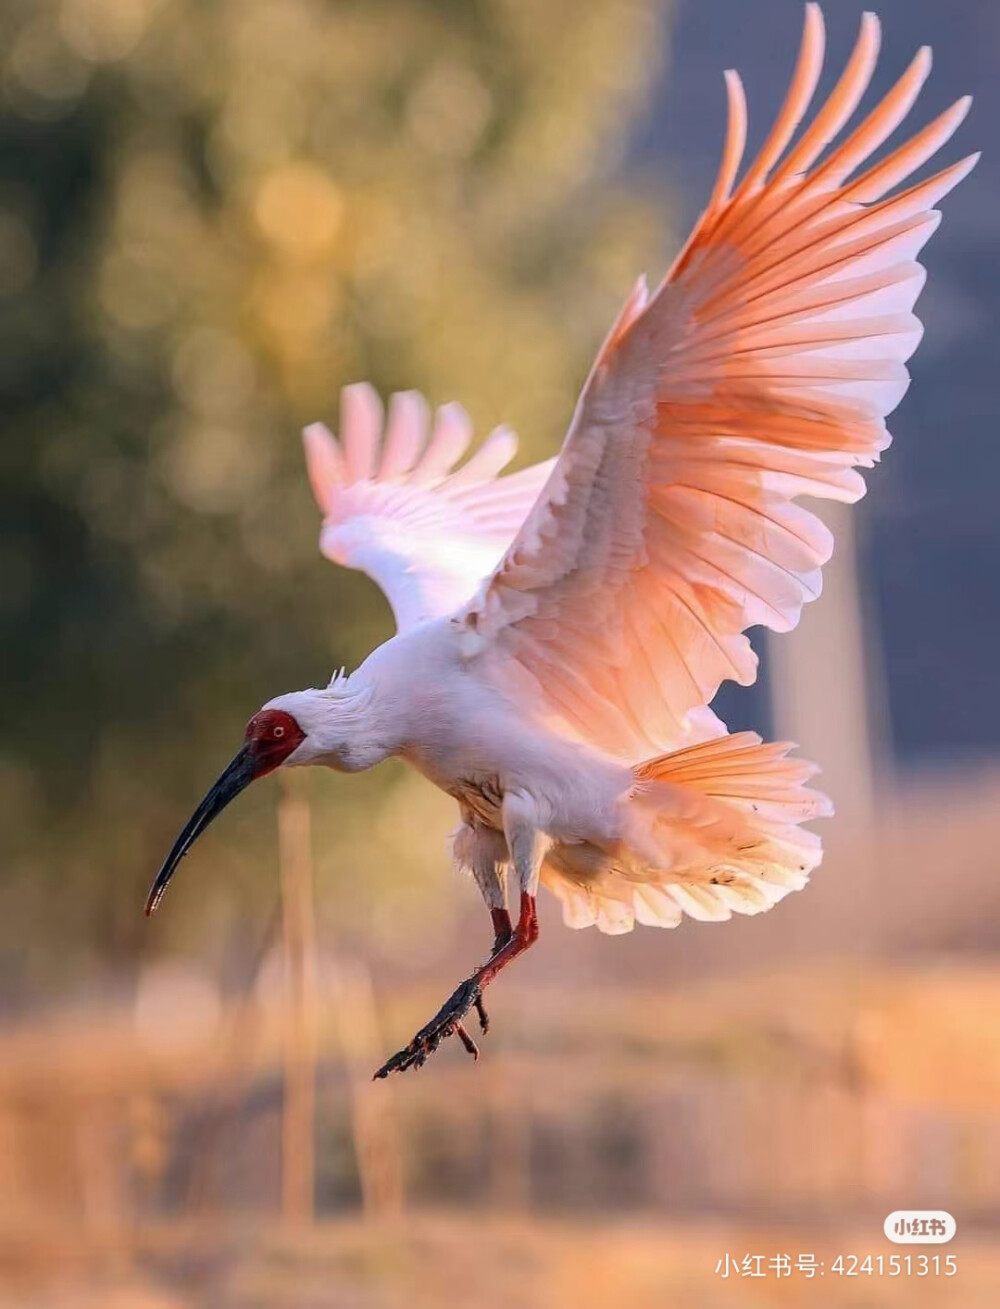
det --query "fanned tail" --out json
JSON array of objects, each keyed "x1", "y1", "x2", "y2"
[{"x1": 544, "y1": 732, "x2": 832, "y2": 934}]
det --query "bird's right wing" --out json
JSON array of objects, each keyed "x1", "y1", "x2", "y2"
[
  {"x1": 303, "y1": 385, "x2": 555, "y2": 633},
  {"x1": 454, "y1": 5, "x2": 976, "y2": 761}
]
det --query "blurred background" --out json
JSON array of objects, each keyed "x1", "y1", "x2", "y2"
[{"x1": 2, "y1": 0, "x2": 998, "y2": 1304}]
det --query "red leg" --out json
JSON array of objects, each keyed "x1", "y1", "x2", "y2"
[
  {"x1": 479, "y1": 893, "x2": 537, "y2": 985},
  {"x1": 474, "y1": 905, "x2": 515, "y2": 1035},
  {"x1": 373, "y1": 894, "x2": 539, "y2": 1078},
  {"x1": 490, "y1": 906, "x2": 513, "y2": 951}
]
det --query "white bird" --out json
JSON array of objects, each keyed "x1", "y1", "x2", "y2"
[{"x1": 147, "y1": 5, "x2": 976, "y2": 1077}]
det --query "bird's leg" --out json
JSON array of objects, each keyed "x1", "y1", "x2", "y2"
[
  {"x1": 373, "y1": 796, "x2": 545, "y2": 1079},
  {"x1": 470, "y1": 830, "x2": 512, "y2": 1034},
  {"x1": 490, "y1": 907, "x2": 513, "y2": 951},
  {"x1": 372, "y1": 892, "x2": 539, "y2": 1078},
  {"x1": 451, "y1": 816, "x2": 512, "y2": 1036}
]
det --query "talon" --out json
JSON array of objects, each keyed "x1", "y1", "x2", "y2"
[
  {"x1": 474, "y1": 992, "x2": 489, "y2": 1034},
  {"x1": 455, "y1": 1021, "x2": 480, "y2": 1059}
]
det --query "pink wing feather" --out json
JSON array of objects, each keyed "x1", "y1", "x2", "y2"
[
  {"x1": 457, "y1": 4, "x2": 977, "y2": 761},
  {"x1": 303, "y1": 384, "x2": 555, "y2": 632}
]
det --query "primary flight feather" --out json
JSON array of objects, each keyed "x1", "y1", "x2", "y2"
[{"x1": 147, "y1": 5, "x2": 976, "y2": 1075}]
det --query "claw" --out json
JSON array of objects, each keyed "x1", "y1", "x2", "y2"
[
  {"x1": 372, "y1": 977, "x2": 485, "y2": 1078},
  {"x1": 454, "y1": 1021, "x2": 480, "y2": 1059},
  {"x1": 474, "y1": 994, "x2": 490, "y2": 1034}
]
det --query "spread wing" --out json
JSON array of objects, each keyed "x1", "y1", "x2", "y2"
[
  {"x1": 456, "y1": 4, "x2": 977, "y2": 760},
  {"x1": 303, "y1": 384, "x2": 555, "y2": 632}
]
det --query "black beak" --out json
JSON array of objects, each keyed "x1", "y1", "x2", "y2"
[{"x1": 145, "y1": 746, "x2": 255, "y2": 916}]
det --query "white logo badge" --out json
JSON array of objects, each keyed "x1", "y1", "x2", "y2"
[{"x1": 884, "y1": 1211, "x2": 956, "y2": 1244}]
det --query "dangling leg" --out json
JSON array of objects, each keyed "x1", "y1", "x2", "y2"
[
  {"x1": 451, "y1": 818, "x2": 511, "y2": 1047},
  {"x1": 457, "y1": 817, "x2": 513, "y2": 954},
  {"x1": 373, "y1": 794, "x2": 547, "y2": 1078}
]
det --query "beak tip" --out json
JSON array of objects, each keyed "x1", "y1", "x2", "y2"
[{"x1": 144, "y1": 867, "x2": 173, "y2": 917}]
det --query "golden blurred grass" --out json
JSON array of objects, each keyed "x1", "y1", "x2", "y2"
[
  {"x1": 4, "y1": 960, "x2": 1000, "y2": 1306},
  {"x1": 2, "y1": 1214, "x2": 998, "y2": 1309}
]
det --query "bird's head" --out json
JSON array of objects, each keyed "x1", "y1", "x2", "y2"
[{"x1": 144, "y1": 705, "x2": 305, "y2": 916}]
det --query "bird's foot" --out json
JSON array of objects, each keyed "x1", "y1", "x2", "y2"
[
  {"x1": 373, "y1": 974, "x2": 487, "y2": 1079},
  {"x1": 372, "y1": 893, "x2": 538, "y2": 1079}
]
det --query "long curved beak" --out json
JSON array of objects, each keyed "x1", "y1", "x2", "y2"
[{"x1": 145, "y1": 746, "x2": 255, "y2": 916}]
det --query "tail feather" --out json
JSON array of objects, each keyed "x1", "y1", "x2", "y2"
[{"x1": 545, "y1": 732, "x2": 831, "y2": 934}]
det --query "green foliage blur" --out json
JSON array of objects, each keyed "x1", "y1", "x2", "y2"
[{"x1": 0, "y1": 0, "x2": 671, "y2": 993}]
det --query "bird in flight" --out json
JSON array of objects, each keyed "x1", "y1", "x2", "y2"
[{"x1": 147, "y1": 5, "x2": 976, "y2": 1077}]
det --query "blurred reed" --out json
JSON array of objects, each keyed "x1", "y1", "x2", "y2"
[{"x1": 277, "y1": 770, "x2": 317, "y2": 1227}]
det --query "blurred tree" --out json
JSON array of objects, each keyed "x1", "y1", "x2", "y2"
[{"x1": 0, "y1": 0, "x2": 672, "y2": 993}]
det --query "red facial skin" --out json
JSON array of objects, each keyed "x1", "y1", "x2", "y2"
[{"x1": 244, "y1": 708, "x2": 306, "y2": 778}]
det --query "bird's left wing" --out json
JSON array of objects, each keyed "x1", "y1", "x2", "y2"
[
  {"x1": 454, "y1": 5, "x2": 977, "y2": 760},
  {"x1": 304, "y1": 384, "x2": 555, "y2": 632}
]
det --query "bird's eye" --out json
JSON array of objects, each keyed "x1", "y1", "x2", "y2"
[{"x1": 273, "y1": 725, "x2": 285, "y2": 738}]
